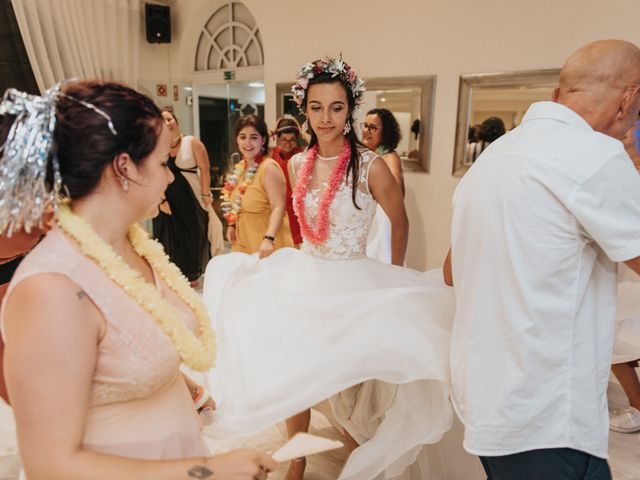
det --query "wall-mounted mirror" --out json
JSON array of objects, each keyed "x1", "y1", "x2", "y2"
[
  {"x1": 275, "y1": 82, "x2": 305, "y2": 128},
  {"x1": 452, "y1": 69, "x2": 560, "y2": 177},
  {"x1": 277, "y1": 75, "x2": 436, "y2": 172}
]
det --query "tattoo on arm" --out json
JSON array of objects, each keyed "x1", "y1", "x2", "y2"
[
  {"x1": 76, "y1": 290, "x2": 88, "y2": 300},
  {"x1": 188, "y1": 465, "x2": 214, "y2": 478}
]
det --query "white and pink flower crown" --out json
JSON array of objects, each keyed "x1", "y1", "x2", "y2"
[{"x1": 291, "y1": 56, "x2": 366, "y2": 114}]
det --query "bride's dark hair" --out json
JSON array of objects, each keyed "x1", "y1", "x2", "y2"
[{"x1": 302, "y1": 72, "x2": 364, "y2": 209}]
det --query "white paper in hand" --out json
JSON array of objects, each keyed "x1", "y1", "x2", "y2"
[{"x1": 272, "y1": 433, "x2": 344, "y2": 462}]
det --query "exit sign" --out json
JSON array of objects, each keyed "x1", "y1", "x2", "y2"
[{"x1": 224, "y1": 70, "x2": 235, "y2": 81}]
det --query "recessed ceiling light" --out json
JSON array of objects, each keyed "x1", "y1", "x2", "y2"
[
  {"x1": 380, "y1": 97, "x2": 386, "y2": 102},
  {"x1": 248, "y1": 82, "x2": 264, "y2": 88}
]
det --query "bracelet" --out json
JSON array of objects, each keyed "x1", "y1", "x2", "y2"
[
  {"x1": 263, "y1": 235, "x2": 275, "y2": 242},
  {"x1": 228, "y1": 224, "x2": 236, "y2": 228},
  {"x1": 201, "y1": 193, "x2": 211, "y2": 198},
  {"x1": 193, "y1": 387, "x2": 211, "y2": 411}
]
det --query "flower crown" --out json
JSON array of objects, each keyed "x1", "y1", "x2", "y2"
[{"x1": 291, "y1": 56, "x2": 366, "y2": 114}]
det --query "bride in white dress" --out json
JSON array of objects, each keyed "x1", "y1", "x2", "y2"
[{"x1": 203, "y1": 57, "x2": 483, "y2": 480}]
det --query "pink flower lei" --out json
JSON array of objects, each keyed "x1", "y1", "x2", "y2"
[{"x1": 293, "y1": 140, "x2": 351, "y2": 245}]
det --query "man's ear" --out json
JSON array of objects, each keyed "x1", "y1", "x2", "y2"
[
  {"x1": 551, "y1": 87, "x2": 561, "y2": 103},
  {"x1": 618, "y1": 86, "x2": 640, "y2": 120}
]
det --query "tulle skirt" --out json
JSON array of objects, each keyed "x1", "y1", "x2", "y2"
[{"x1": 202, "y1": 248, "x2": 477, "y2": 479}]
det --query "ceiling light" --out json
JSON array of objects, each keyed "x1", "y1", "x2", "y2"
[{"x1": 248, "y1": 82, "x2": 264, "y2": 88}]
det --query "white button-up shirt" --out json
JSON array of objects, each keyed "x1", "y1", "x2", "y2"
[{"x1": 450, "y1": 101, "x2": 640, "y2": 459}]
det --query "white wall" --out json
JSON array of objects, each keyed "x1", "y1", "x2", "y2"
[
  {"x1": 145, "y1": 0, "x2": 640, "y2": 269},
  {"x1": 137, "y1": 0, "x2": 189, "y2": 128}
]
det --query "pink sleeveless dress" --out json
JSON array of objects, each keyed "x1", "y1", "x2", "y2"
[{"x1": 1, "y1": 227, "x2": 209, "y2": 462}]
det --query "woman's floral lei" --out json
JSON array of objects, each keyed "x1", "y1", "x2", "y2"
[
  {"x1": 221, "y1": 157, "x2": 262, "y2": 225},
  {"x1": 56, "y1": 203, "x2": 217, "y2": 371},
  {"x1": 291, "y1": 56, "x2": 366, "y2": 114},
  {"x1": 293, "y1": 140, "x2": 351, "y2": 245}
]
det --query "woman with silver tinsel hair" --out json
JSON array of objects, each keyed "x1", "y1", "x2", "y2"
[{"x1": 0, "y1": 81, "x2": 276, "y2": 479}]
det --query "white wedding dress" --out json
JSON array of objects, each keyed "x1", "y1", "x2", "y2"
[
  {"x1": 366, "y1": 204, "x2": 393, "y2": 264},
  {"x1": 203, "y1": 148, "x2": 483, "y2": 479}
]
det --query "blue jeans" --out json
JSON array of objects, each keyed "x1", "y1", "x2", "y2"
[{"x1": 480, "y1": 448, "x2": 611, "y2": 480}]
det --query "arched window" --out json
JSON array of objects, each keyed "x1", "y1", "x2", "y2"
[{"x1": 194, "y1": 1, "x2": 263, "y2": 71}]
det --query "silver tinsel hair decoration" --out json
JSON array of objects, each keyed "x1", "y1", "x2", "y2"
[
  {"x1": 0, "y1": 84, "x2": 62, "y2": 236},
  {"x1": 0, "y1": 84, "x2": 118, "y2": 237}
]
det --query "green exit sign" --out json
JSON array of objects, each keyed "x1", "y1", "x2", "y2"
[{"x1": 224, "y1": 70, "x2": 235, "y2": 81}]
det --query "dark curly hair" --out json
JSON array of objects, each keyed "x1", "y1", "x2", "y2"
[
  {"x1": 478, "y1": 117, "x2": 506, "y2": 143},
  {"x1": 367, "y1": 108, "x2": 401, "y2": 152},
  {"x1": 468, "y1": 124, "x2": 481, "y2": 142}
]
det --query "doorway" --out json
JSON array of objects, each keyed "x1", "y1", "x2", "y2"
[{"x1": 195, "y1": 81, "x2": 265, "y2": 189}]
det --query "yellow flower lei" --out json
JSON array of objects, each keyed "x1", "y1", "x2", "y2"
[{"x1": 56, "y1": 204, "x2": 216, "y2": 371}]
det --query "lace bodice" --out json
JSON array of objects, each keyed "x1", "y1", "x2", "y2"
[{"x1": 292, "y1": 147, "x2": 378, "y2": 259}]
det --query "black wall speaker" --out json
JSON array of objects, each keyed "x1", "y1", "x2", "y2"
[{"x1": 145, "y1": 4, "x2": 171, "y2": 44}]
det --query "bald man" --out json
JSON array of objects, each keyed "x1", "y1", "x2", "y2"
[{"x1": 445, "y1": 40, "x2": 640, "y2": 480}]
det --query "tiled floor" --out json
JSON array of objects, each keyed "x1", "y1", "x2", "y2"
[
  {"x1": 0, "y1": 383, "x2": 638, "y2": 480},
  {"x1": 607, "y1": 381, "x2": 640, "y2": 480}
]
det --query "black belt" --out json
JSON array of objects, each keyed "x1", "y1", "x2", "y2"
[{"x1": 0, "y1": 255, "x2": 25, "y2": 285}]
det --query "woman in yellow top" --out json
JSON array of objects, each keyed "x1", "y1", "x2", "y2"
[{"x1": 222, "y1": 115, "x2": 293, "y2": 258}]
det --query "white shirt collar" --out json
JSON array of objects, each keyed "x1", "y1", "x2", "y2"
[{"x1": 522, "y1": 101, "x2": 594, "y2": 132}]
